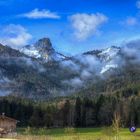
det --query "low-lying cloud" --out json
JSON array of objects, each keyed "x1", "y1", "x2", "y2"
[
  {"x1": 61, "y1": 39, "x2": 140, "y2": 89},
  {"x1": 62, "y1": 54, "x2": 103, "y2": 89}
]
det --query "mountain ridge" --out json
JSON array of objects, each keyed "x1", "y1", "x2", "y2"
[{"x1": 0, "y1": 37, "x2": 139, "y2": 99}]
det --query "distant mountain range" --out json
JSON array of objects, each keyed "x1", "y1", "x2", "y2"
[{"x1": 0, "y1": 38, "x2": 139, "y2": 99}]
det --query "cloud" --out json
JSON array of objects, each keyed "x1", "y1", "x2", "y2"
[
  {"x1": 69, "y1": 13, "x2": 108, "y2": 40},
  {"x1": 20, "y1": 9, "x2": 60, "y2": 19},
  {"x1": 136, "y1": 0, "x2": 140, "y2": 9},
  {"x1": 64, "y1": 77, "x2": 83, "y2": 88},
  {"x1": 61, "y1": 38, "x2": 140, "y2": 92},
  {"x1": 61, "y1": 54, "x2": 103, "y2": 88},
  {"x1": 121, "y1": 17, "x2": 138, "y2": 26},
  {"x1": 0, "y1": 24, "x2": 32, "y2": 49}
]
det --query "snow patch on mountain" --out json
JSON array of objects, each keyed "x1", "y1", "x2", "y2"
[
  {"x1": 21, "y1": 47, "x2": 42, "y2": 58},
  {"x1": 100, "y1": 64, "x2": 118, "y2": 74},
  {"x1": 20, "y1": 38, "x2": 67, "y2": 61},
  {"x1": 21, "y1": 47, "x2": 66, "y2": 61},
  {"x1": 98, "y1": 46, "x2": 120, "y2": 73},
  {"x1": 99, "y1": 46, "x2": 120, "y2": 61}
]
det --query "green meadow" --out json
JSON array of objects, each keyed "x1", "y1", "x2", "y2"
[{"x1": 16, "y1": 127, "x2": 140, "y2": 140}]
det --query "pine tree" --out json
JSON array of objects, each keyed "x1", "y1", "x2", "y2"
[
  {"x1": 62, "y1": 100, "x2": 71, "y2": 127},
  {"x1": 74, "y1": 97, "x2": 82, "y2": 127}
]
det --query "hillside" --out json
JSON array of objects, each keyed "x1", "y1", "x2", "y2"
[{"x1": 0, "y1": 38, "x2": 139, "y2": 99}]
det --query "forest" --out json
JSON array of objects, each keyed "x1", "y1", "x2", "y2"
[{"x1": 0, "y1": 86, "x2": 140, "y2": 128}]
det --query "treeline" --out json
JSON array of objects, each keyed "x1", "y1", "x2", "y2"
[{"x1": 0, "y1": 89, "x2": 140, "y2": 128}]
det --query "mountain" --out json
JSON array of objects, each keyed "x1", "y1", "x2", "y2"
[
  {"x1": 83, "y1": 46, "x2": 121, "y2": 74},
  {"x1": 0, "y1": 37, "x2": 139, "y2": 99},
  {"x1": 20, "y1": 38, "x2": 122, "y2": 74},
  {"x1": 21, "y1": 38, "x2": 67, "y2": 62},
  {"x1": 0, "y1": 43, "x2": 25, "y2": 57}
]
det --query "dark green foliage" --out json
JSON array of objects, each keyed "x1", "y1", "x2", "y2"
[
  {"x1": 74, "y1": 97, "x2": 82, "y2": 127},
  {"x1": 0, "y1": 89, "x2": 140, "y2": 128},
  {"x1": 43, "y1": 106, "x2": 54, "y2": 127},
  {"x1": 62, "y1": 100, "x2": 71, "y2": 127}
]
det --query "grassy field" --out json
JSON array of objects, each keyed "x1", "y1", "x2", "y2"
[{"x1": 14, "y1": 127, "x2": 140, "y2": 140}]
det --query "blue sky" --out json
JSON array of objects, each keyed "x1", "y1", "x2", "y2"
[{"x1": 0, "y1": 0, "x2": 140, "y2": 55}]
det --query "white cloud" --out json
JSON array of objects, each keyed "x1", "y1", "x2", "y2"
[
  {"x1": 122, "y1": 17, "x2": 138, "y2": 26},
  {"x1": 136, "y1": 0, "x2": 140, "y2": 9},
  {"x1": 0, "y1": 24, "x2": 32, "y2": 49},
  {"x1": 69, "y1": 13, "x2": 108, "y2": 40},
  {"x1": 21, "y1": 9, "x2": 60, "y2": 19}
]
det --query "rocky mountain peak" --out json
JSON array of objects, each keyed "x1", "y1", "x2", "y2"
[
  {"x1": 21, "y1": 38, "x2": 66, "y2": 61},
  {"x1": 34, "y1": 38, "x2": 55, "y2": 53}
]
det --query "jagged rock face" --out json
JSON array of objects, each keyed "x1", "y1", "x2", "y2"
[
  {"x1": 34, "y1": 38, "x2": 55, "y2": 61},
  {"x1": 21, "y1": 38, "x2": 66, "y2": 62},
  {"x1": 34, "y1": 38, "x2": 55, "y2": 53}
]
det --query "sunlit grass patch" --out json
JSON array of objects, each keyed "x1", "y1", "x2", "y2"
[{"x1": 16, "y1": 127, "x2": 140, "y2": 140}]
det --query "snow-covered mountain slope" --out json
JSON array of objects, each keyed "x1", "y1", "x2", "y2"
[
  {"x1": 20, "y1": 38, "x2": 67, "y2": 61},
  {"x1": 20, "y1": 47, "x2": 41, "y2": 58},
  {"x1": 99, "y1": 46, "x2": 121, "y2": 74},
  {"x1": 99, "y1": 46, "x2": 120, "y2": 62},
  {"x1": 100, "y1": 64, "x2": 118, "y2": 74},
  {"x1": 82, "y1": 46, "x2": 121, "y2": 74},
  {"x1": 21, "y1": 41, "x2": 121, "y2": 74}
]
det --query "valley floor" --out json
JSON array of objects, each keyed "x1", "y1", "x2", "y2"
[{"x1": 14, "y1": 128, "x2": 140, "y2": 140}]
